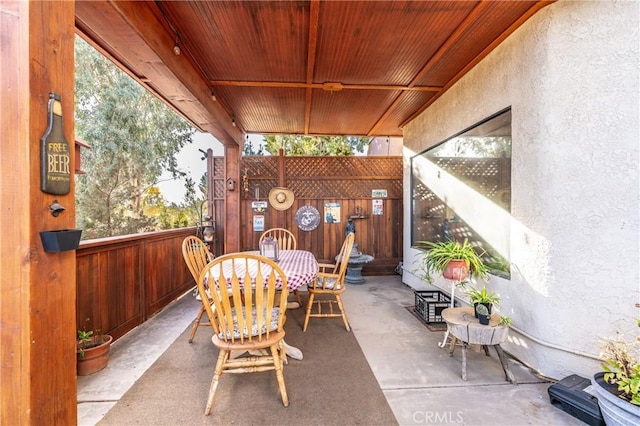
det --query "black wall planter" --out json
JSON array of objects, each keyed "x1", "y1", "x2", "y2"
[{"x1": 40, "y1": 229, "x2": 82, "y2": 252}]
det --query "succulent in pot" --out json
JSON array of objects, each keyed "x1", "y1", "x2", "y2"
[{"x1": 475, "y1": 303, "x2": 491, "y2": 325}]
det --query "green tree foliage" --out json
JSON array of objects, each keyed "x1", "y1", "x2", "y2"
[
  {"x1": 74, "y1": 37, "x2": 195, "y2": 238},
  {"x1": 263, "y1": 135, "x2": 370, "y2": 156},
  {"x1": 242, "y1": 139, "x2": 264, "y2": 155}
]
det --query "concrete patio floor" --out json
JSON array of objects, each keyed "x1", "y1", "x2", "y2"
[{"x1": 77, "y1": 275, "x2": 586, "y2": 425}]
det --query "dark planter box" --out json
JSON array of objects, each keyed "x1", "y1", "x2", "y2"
[
  {"x1": 40, "y1": 229, "x2": 82, "y2": 252},
  {"x1": 414, "y1": 290, "x2": 456, "y2": 324},
  {"x1": 548, "y1": 374, "x2": 604, "y2": 426}
]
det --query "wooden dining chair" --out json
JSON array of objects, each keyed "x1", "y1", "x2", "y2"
[
  {"x1": 197, "y1": 253, "x2": 290, "y2": 415},
  {"x1": 181, "y1": 235, "x2": 214, "y2": 343},
  {"x1": 259, "y1": 227, "x2": 302, "y2": 305},
  {"x1": 303, "y1": 232, "x2": 355, "y2": 332},
  {"x1": 259, "y1": 227, "x2": 297, "y2": 250}
]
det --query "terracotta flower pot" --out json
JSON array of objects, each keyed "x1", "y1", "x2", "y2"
[
  {"x1": 443, "y1": 259, "x2": 468, "y2": 281},
  {"x1": 77, "y1": 335, "x2": 113, "y2": 376}
]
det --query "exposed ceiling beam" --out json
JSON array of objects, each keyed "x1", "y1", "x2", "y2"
[
  {"x1": 209, "y1": 80, "x2": 442, "y2": 92},
  {"x1": 304, "y1": 0, "x2": 321, "y2": 135},
  {"x1": 401, "y1": 0, "x2": 556, "y2": 127},
  {"x1": 97, "y1": 0, "x2": 244, "y2": 146}
]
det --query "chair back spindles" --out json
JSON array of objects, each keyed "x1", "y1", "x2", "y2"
[
  {"x1": 303, "y1": 232, "x2": 355, "y2": 332},
  {"x1": 198, "y1": 253, "x2": 289, "y2": 344},
  {"x1": 259, "y1": 228, "x2": 297, "y2": 250},
  {"x1": 196, "y1": 252, "x2": 290, "y2": 415},
  {"x1": 181, "y1": 235, "x2": 215, "y2": 342},
  {"x1": 182, "y1": 236, "x2": 213, "y2": 282},
  {"x1": 259, "y1": 227, "x2": 302, "y2": 305}
]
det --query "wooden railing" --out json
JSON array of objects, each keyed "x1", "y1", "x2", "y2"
[{"x1": 76, "y1": 228, "x2": 196, "y2": 342}]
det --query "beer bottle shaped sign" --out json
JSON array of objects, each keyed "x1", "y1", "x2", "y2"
[{"x1": 41, "y1": 92, "x2": 71, "y2": 195}]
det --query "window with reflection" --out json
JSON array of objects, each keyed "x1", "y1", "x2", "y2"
[{"x1": 411, "y1": 108, "x2": 511, "y2": 278}]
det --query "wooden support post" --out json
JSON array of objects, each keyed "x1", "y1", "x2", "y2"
[
  {"x1": 224, "y1": 144, "x2": 241, "y2": 253},
  {"x1": 1, "y1": 1, "x2": 78, "y2": 423}
]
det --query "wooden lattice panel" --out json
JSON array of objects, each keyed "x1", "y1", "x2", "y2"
[
  {"x1": 242, "y1": 156, "x2": 278, "y2": 177},
  {"x1": 433, "y1": 157, "x2": 509, "y2": 198},
  {"x1": 286, "y1": 156, "x2": 401, "y2": 178},
  {"x1": 240, "y1": 156, "x2": 402, "y2": 199},
  {"x1": 232, "y1": 155, "x2": 403, "y2": 274}
]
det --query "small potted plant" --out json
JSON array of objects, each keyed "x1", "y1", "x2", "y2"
[
  {"x1": 465, "y1": 285, "x2": 501, "y2": 318},
  {"x1": 77, "y1": 321, "x2": 113, "y2": 376},
  {"x1": 590, "y1": 319, "x2": 640, "y2": 425},
  {"x1": 475, "y1": 304, "x2": 491, "y2": 325},
  {"x1": 413, "y1": 238, "x2": 489, "y2": 284}
]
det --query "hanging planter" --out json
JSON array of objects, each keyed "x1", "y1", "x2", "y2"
[{"x1": 40, "y1": 229, "x2": 82, "y2": 252}]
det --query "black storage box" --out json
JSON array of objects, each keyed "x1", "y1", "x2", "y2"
[
  {"x1": 413, "y1": 290, "x2": 455, "y2": 324},
  {"x1": 547, "y1": 374, "x2": 605, "y2": 426}
]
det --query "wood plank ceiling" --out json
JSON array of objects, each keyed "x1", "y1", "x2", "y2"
[{"x1": 75, "y1": 0, "x2": 552, "y2": 146}]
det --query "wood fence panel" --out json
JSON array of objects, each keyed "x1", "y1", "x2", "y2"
[
  {"x1": 235, "y1": 156, "x2": 403, "y2": 274},
  {"x1": 76, "y1": 228, "x2": 195, "y2": 342}
]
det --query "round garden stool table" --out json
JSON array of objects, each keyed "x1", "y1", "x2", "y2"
[{"x1": 442, "y1": 306, "x2": 516, "y2": 384}]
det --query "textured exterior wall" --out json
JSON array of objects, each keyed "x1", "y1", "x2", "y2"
[{"x1": 403, "y1": 0, "x2": 639, "y2": 380}]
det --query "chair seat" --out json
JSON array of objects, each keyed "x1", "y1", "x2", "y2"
[
  {"x1": 217, "y1": 306, "x2": 281, "y2": 340},
  {"x1": 212, "y1": 329, "x2": 285, "y2": 351},
  {"x1": 303, "y1": 232, "x2": 355, "y2": 332},
  {"x1": 309, "y1": 277, "x2": 341, "y2": 290}
]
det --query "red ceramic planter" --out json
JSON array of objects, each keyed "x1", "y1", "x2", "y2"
[
  {"x1": 443, "y1": 259, "x2": 468, "y2": 281},
  {"x1": 77, "y1": 335, "x2": 113, "y2": 376}
]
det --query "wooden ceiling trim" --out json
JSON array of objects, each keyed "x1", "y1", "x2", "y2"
[
  {"x1": 408, "y1": 1, "x2": 489, "y2": 90},
  {"x1": 209, "y1": 80, "x2": 441, "y2": 92},
  {"x1": 105, "y1": 0, "x2": 243, "y2": 145},
  {"x1": 364, "y1": 2, "x2": 489, "y2": 136},
  {"x1": 367, "y1": 92, "x2": 409, "y2": 136},
  {"x1": 401, "y1": 0, "x2": 555, "y2": 127},
  {"x1": 305, "y1": 0, "x2": 320, "y2": 134}
]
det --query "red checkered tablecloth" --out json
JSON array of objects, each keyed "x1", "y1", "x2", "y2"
[{"x1": 210, "y1": 250, "x2": 318, "y2": 291}]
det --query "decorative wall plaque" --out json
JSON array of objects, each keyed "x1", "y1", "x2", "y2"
[
  {"x1": 295, "y1": 205, "x2": 321, "y2": 231},
  {"x1": 40, "y1": 92, "x2": 71, "y2": 195}
]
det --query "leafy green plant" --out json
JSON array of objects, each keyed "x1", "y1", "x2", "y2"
[
  {"x1": 465, "y1": 285, "x2": 501, "y2": 306},
  {"x1": 413, "y1": 238, "x2": 488, "y2": 284},
  {"x1": 499, "y1": 315, "x2": 512, "y2": 326},
  {"x1": 77, "y1": 318, "x2": 109, "y2": 359},
  {"x1": 77, "y1": 329, "x2": 93, "y2": 359},
  {"x1": 600, "y1": 331, "x2": 640, "y2": 406}
]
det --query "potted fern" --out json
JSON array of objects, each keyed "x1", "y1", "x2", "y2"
[{"x1": 413, "y1": 238, "x2": 489, "y2": 284}]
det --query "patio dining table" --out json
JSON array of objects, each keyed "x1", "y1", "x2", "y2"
[
  {"x1": 211, "y1": 249, "x2": 318, "y2": 293},
  {"x1": 209, "y1": 249, "x2": 318, "y2": 360}
]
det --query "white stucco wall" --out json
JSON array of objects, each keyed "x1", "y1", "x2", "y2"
[{"x1": 402, "y1": 0, "x2": 639, "y2": 380}]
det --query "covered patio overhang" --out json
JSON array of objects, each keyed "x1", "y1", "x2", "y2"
[
  {"x1": 74, "y1": 0, "x2": 553, "y2": 253},
  {"x1": 75, "y1": 0, "x2": 552, "y2": 142},
  {"x1": 1, "y1": 1, "x2": 555, "y2": 423}
]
